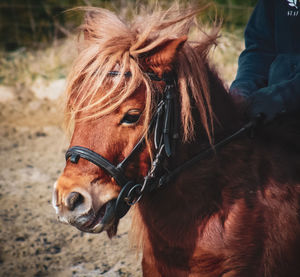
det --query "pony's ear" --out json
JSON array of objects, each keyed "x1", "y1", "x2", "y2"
[
  {"x1": 140, "y1": 36, "x2": 187, "y2": 77},
  {"x1": 82, "y1": 11, "x2": 94, "y2": 40}
]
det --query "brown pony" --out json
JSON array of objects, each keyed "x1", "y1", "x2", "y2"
[{"x1": 52, "y1": 6, "x2": 300, "y2": 277}]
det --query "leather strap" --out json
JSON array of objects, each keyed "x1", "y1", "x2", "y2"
[
  {"x1": 66, "y1": 146, "x2": 129, "y2": 187},
  {"x1": 65, "y1": 71, "x2": 255, "y2": 220}
]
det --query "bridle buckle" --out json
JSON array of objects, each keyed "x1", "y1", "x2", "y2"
[{"x1": 124, "y1": 184, "x2": 143, "y2": 206}]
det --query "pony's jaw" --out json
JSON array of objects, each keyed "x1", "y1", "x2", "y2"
[{"x1": 52, "y1": 176, "x2": 120, "y2": 236}]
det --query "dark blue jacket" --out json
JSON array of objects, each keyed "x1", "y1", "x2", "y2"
[{"x1": 230, "y1": 0, "x2": 300, "y2": 115}]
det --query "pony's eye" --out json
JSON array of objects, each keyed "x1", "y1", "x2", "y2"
[{"x1": 121, "y1": 110, "x2": 141, "y2": 125}]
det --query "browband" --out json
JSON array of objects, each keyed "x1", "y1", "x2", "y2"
[{"x1": 107, "y1": 71, "x2": 163, "y2": 81}]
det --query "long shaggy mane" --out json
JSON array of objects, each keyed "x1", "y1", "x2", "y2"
[{"x1": 65, "y1": 4, "x2": 219, "y2": 142}]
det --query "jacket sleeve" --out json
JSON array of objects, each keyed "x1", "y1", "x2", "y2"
[
  {"x1": 230, "y1": 0, "x2": 276, "y2": 98},
  {"x1": 250, "y1": 72, "x2": 300, "y2": 116}
]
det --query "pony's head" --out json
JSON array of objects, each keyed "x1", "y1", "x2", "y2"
[{"x1": 53, "y1": 6, "x2": 219, "y2": 237}]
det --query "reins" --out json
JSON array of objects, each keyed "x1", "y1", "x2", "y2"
[
  {"x1": 65, "y1": 71, "x2": 256, "y2": 219},
  {"x1": 156, "y1": 120, "x2": 255, "y2": 187}
]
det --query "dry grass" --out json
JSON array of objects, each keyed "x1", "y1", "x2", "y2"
[
  {"x1": 0, "y1": 23, "x2": 244, "y2": 90},
  {"x1": 210, "y1": 30, "x2": 244, "y2": 87},
  {"x1": 0, "y1": 37, "x2": 77, "y2": 88}
]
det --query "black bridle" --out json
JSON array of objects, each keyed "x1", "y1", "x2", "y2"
[{"x1": 65, "y1": 71, "x2": 255, "y2": 219}]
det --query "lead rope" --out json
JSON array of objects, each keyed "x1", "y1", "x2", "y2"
[{"x1": 158, "y1": 120, "x2": 256, "y2": 187}]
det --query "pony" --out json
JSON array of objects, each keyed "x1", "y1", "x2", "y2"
[{"x1": 52, "y1": 5, "x2": 300, "y2": 276}]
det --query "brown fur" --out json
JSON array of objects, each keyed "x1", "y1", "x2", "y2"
[{"x1": 56, "y1": 4, "x2": 300, "y2": 277}]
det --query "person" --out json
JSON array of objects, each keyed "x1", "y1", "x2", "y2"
[{"x1": 229, "y1": 0, "x2": 300, "y2": 123}]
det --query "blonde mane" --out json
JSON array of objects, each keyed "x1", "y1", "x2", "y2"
[{"x1": 65, "y1": 4, "x2": 219, "y2": 142}]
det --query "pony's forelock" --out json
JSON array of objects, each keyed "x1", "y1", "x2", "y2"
[{"x1": 65, "y1": 4, "x2": 219, "y2": 143}]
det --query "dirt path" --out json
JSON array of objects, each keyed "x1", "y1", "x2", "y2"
[{"x1": 0, "y1": 86, "x2": 142, "y2": 277}]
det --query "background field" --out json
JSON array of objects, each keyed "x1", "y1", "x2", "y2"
[
  {"x1": 0, "y1": 0, "x2": 255, "y2": 51},
  {"x1": 0, "y1": 1, "x2": 254, "y2": 276}
]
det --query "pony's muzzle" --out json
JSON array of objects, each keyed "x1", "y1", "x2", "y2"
[
  {"x1": 52, "y1": 182, "x2": 118, "y2": 233},
  {"x1": 52, "y1": 185, "x2": 93, "y2": 225}
]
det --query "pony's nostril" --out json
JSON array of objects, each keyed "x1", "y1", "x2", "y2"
[{"x1": 66, "y1": 191, "x2": 84, "y2": 211}]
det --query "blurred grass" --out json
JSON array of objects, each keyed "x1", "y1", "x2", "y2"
[
  {"x1": 0, "y1": 0, "x2": 253, "y2": 50},
  {"x1": 0, "y1": 37, "x2": 77, "y2": 88},
  {"x1": 0, "y1": 1, "x2": 247, "y2": 88},
  {"x1": 0, "y1": 31, "x2": 243, "y2": 89},
  {"x1": 210, "y1": 31, "x2": 243, "y2": 86}
]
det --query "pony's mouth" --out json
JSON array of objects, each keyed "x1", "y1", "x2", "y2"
[{"x1": 73, "y1": 199, "x2": 119, "y2": 237}]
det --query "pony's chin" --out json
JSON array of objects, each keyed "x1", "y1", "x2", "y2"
[
  {"x1": 73, "y1": 199, "x2": 119, "y2": 237},
  {"x1": 75, "y1": 220, "x2": 119, "y2": 238},
  {"x1": 89, "y1": 218, "x2": 119, "y2": 238}
]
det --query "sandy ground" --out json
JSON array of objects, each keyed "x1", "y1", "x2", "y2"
[
  {"x1": 0, "y1": 84, "x2": 142, "y2": 277},
  {"x1": 0, "y1": 32, "x2": 242, "y2": 277}
]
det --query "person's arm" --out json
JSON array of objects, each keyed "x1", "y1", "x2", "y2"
[
  {"x1": 249, "y1": 72, "x2": 300, "y2": 120},
  {"x1": 230, "y1": 0, "x2": 276, "y2": 98}
]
